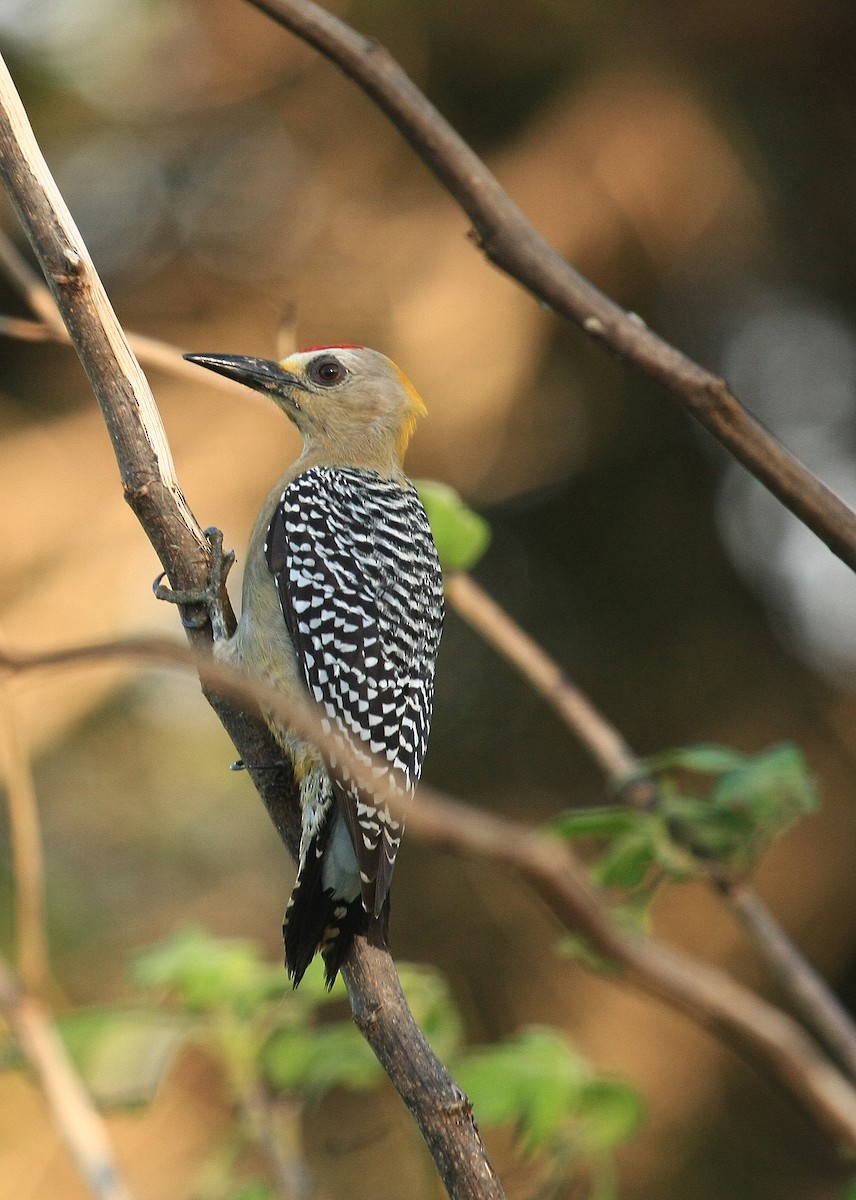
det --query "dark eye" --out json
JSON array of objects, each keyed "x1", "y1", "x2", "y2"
[{"x1": 308, "y1": 355, "x2": 347, "y2": 387}]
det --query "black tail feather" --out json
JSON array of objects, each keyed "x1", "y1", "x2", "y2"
[
  {"x1": 283, "y1": 838, "x2": 333, "y2": 988},
  {"x1": 284, "y1": 836, "x2": 393, "y2": 988},
  {"x1": 319, "y1": 898, "x2": 370, "y2": 988}
]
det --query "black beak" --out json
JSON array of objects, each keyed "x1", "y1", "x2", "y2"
[{"x1": 183, "y1": 353, "x2": 305, "y2": 395}]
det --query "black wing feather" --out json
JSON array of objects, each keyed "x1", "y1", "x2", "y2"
[{"x1": 266, "y1": 466, "x2": 443, "y2": 917}]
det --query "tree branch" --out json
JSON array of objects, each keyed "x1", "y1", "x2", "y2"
[
  {"x1": 5, "y1": 630, "x2": 856, "y2": 1148},
  {"x1": 248, "y1": 0, "x2": 856, "y2": 578},
  {"x1": 0, "y1": 48, "x2": 504, "y2": 1200},
  {"x1": 445, "y1": 574, "x2": 639, "y2": 782},
  {"x1": 445, "y1": 572, "x2": 856, "y2": 1084},
  {"x1": 0, "y1": 952, "x2": 136, "y2": 1200},
  {"x1": 402, "y1": 791, "x2": 856, "y2": 1151},
  {"x1": 0, "y1": 228, "x2": 274, "y2": 399},
  {"x1": 0, "y1": 669, "x2": 49, "y2": 996}
]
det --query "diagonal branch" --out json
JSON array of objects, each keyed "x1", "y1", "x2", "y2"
[
  {"x1": 0, "y1": 228, "x2": 276, "y2": 405},
  {"x1": 248, "y1": 0, "x2": 856, "y2": 577},
  {"x1": 445, "y1": 571, "x2": 856, "y2": 1083},
  {"x1": 0, "y1": 48, "x2": 504, "y2": 1200},
  {"x1": 401, "y1": 792, "x2": 856, "y2": 1151},
  {"x1": 0, "y1": 671, "x2": 49, "y2": 996},
  {"x1": 0, "y1": 952, "x2": 136, "y2": 1200},
  {"x1": 4, "y1": 629, "x2": 856, "y2": 1148}
]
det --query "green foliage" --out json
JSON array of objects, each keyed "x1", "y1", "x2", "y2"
[
  {"x1": 228, "y1": 1183, "x2": 274, "y2": 1200},
  {"x1": 128, "y1": 923, "x2": 293, "y2": 1016},
  {"x1": 0, "y1": 926, "x2": 644, "y2": 1196},
  {"x1": 57, "y1": 1006, "x2": 186, "y2": 1108},
  {"x1": 456, "y1": 1026, "x2": 643, "y2": 1164},
  {"x1": 557, "y1": 935, "x2": 621, "y2": 974},
  {"x1": 551, "y1": 742, "x2": 819, "y2": 904},
  {"x1": 261, "y1": 1022, "x2": 381, "y2": 1097},
  {"x1": 550, "y1": 807, "x2": 637, "y2": 840},
  {"x1": 396, "y1": 960, "x2": 464, "y2": 1063},
  {"x1": 416, "y1": 480, "x2": 491, "y2": 572}
]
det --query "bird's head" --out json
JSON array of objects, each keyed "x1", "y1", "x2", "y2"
[{"x1": 185, "y1": 345, "x2": 427, "y2": 471}]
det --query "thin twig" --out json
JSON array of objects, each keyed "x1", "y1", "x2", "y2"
[
  {"x1": 0, "y1": 50, "x2": 504, "y2": 1200},
  {"x1": 445, "y1": 574, "x2": 638, "y2": 781},
  {"x1": 248, "y1": 0, "x2": 856, "y2": 579},
  {"x1": 0, "y1": 313, "x2": 55, "y2": 340},
  {"x1": 0, "y1": 230, "x2": 268, "y2": 400},
  {"x1": 446, "y1": 571, "x2": 856, "y2": 1083},
  {"x1": 724, "y1": 884, "x2": 856, "y2": 1084},
  {"x1": 4, "y1": 630, "x2": 856, "y2": 1146},
  {"x1": 0, "y1": 224, "x2": 59, "y2": 327},
  {"x1": 239, "y1": 1085, "x2": 308, "y2": 1200},
  {"x1": 0, "y1": 673, "x2": 49, "y2": 996},
  {"x1": 0, "y1": 67, "x2": 207, "y2": 576},
  {"x1": 0, "y1": 952, "x2": 136, "y2": 1200},
  {"x1": 401, "y1": 793, "x2": 856, "y2": 1151}
]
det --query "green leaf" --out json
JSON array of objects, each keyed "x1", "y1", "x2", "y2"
[
  {"x1": 229, "y1": 1183, "x2": 274, "y2": 1200},
  {"x1": 456, "y1": 1027, "x2": 588, "y2": 1152},
  {"x1": 416, "y1": 480, "x2": 491, "y2": 572},
  {"x1": 576, "y1": 1079, "x2": 646, "y2": 1152},
  {"x1": 640, "y1": 744, "x2": 749, "y2": 775},
  {"x1": 591, "y1": 834, "x2": 655, "y2": 890},
  {"x1": 58, "y1": 1007, "x2": 186, "y2": 1108},
  {"x1": 628, "y1": 742, "x2": 821, "y2": 876},
  {"x1": 261, "y1": 1022, "x2": 382, "y2": 1098},
  {"x1": 558, "y1": 936, "x2": 620, "y2": 974},
  {"x1": 129, "y1": 925, "x2": 289, "y2": 1015},
  {"x1": 712, "y1": 743, "x2": 818, "y2": 818},
  {"x1": 549, "y1": 807, "x2": 639, "y2": 841}
]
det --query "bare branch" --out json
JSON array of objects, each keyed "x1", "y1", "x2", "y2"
[
  {"x1": 0, "y1": 50, "x2": 503, "y2": 1200},
  {"x1": 5, "y1": 630, "x2": 856, "y2": 1147},
  {"x1": 0, "y1": 952, "x2": 136, "y2": 1200},
  {"x1": 248, "y1": 0, "x2": 856, "y2": 577},
  {"x1": 402, "y1": 791, "x2": 856, "y2": 1151},
  {"x1": 0, "y1": 224, "x2": 60, "y2": 327},
  {"x1": 445, "y1": 574, "x2": 638, "y2": 781},
  {"x1": 0, "y1": 672, "x2": 49, "y2": 995},
  {"x1": 0, "y1": 60, "x2": 209, "y2": 592},
  {"x1": 724, "y1": 884, "x2": 856, "y2": 1084},
  {"x1": 0, "y1": 313, "x2": 56, "y2": 340},
  {"x1": 446, "y1": 571, "x2": 856, "y2": 1083},
  {"x1": 0, "y1": 229, "x2": 271, "y2": 400}
]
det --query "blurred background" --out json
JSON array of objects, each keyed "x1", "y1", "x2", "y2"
[{"x1": 2, "y1": 0, "x2": 856, "y2": 1196}]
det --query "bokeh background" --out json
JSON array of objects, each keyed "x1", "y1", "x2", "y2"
[{"x1": 2, "y1": 0, "x2": 856, "y2": 1196}]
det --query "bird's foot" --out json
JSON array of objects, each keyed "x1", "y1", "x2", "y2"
[
  {"x1": 153, "y1": 526, "x2": 235, "y2": 639},
  {"x1": 230, "y1": 759, "x2": 287, "y2": 771}
]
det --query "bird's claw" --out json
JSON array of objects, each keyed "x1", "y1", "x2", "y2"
[{"x1": 153, "y1": 527, "x2": 235, "y2": 637}]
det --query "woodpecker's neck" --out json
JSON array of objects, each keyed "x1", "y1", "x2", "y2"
[{"x1": 294, "y1": 429, "x2": 407, "y2": 480}]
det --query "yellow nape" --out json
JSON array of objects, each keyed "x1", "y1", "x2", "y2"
[{"x1": 393, "y1": 362, "x2": 427, "y2": 461}]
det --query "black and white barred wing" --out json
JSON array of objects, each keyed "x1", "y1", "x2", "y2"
[{"x1": 265, "y1": 465, "x2": 444, "y2": 915}]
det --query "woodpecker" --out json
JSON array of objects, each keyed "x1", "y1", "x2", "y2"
[{"x1": 183, "y1": 346, "x2": 444, "y2": 987}]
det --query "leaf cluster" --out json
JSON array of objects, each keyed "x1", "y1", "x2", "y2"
[
  {"x1": 456, "y1": 1026, "x2": 644, "y2": 1160},
  {"x1": 551, "y1": 742, "x2": 819, "y2": 900},
  {"x1": 1, "y1": 924, "x2": 642, "y2": 1197}
]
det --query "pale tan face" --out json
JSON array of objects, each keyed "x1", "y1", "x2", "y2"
[
  {"x1": 183, "y1": 344, "x2": 427, "y2": 465},
  {"x1": 275, "y1": 346, "x2": 426, "y2": 460}
]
